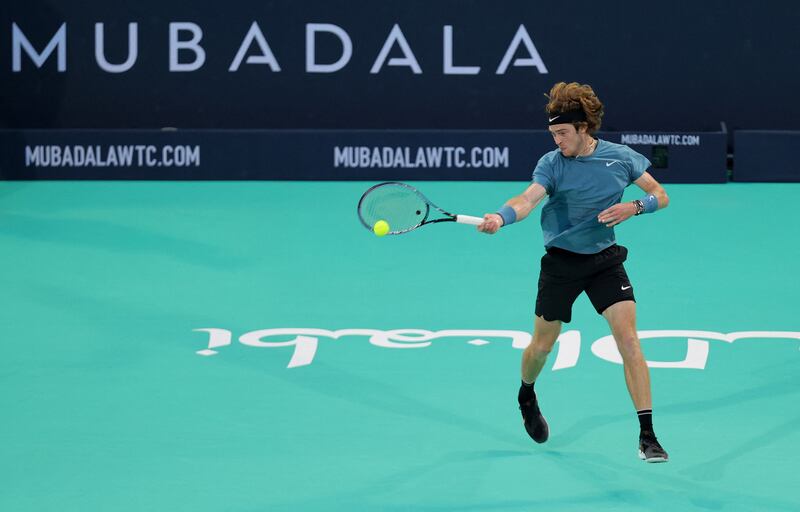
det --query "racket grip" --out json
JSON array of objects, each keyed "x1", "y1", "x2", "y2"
[{"x1": 455, "y1": 215, "x2": 484, "y2": 226}]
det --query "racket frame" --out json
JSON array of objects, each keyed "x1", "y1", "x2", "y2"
[{"x1": 357, "y1": 181, "x2": 482, "y2": 235}]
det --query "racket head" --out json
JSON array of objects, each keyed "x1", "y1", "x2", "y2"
[{"x1": 357, "y1": 182, "x2": 433, "y2": 234}]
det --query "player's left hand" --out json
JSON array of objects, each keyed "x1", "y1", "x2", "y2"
[{"x1": 597, "y1": 202, "x2": 636, "y2": 227}]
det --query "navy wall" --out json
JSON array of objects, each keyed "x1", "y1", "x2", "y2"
[
  {"x1": 2, "y1": 1, "x2": 799, "y2": 131},
  {"x1": 733, "y1": 131, "x2": 800, "y2": 182}
]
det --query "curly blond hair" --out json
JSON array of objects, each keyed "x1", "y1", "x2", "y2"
[{"x1": 545, "y1": 82, "x2": 604, "y2": 134}]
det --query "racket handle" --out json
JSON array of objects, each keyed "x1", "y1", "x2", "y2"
[{"x1": 455, "y1": 215, "x2": 484, "y2": 226}]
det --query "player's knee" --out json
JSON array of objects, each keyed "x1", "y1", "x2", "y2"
[
  {"x1": 529, "y1": 335, "x2": 556, "y2": 358},
  {"x1": 615, "y1": 334, "x2": 641, "y2": 357}
]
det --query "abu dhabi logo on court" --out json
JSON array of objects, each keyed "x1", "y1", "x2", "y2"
[
  {"x1": 10, "y1": 22, "x2": 547, "y2": 75},
  {"x1": 193, "y1": 327, "x2": 800, "y2": 370}
]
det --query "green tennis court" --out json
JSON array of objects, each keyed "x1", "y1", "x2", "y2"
[{"x1": 1, "y1": 181, "x2": 798, "y2": 511}]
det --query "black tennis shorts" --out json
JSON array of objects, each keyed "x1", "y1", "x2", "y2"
[{"x1": 535, "y1": 244, "x2": 635, "y2": 323}]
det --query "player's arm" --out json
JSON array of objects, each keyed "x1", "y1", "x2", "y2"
[
  {"x1": 597, "y1": 171, "x2": 669, "y2": 227},
  {"x1": 478, "y1": 182, "x2": 548, "y2": 234},
  {"x1": 632, "y1": 171, "x2": 669, "y2": 209}
]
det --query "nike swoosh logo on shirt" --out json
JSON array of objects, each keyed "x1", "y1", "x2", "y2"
[
  {"x1": 621, "y1": 285, "x2": 632, "y2": 290},
  {"x1": 606, "y1": 161, "x2": 618, "y2": 167}
]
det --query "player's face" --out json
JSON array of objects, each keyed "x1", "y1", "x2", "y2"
[{"x1": 549, "y1": 124, "x2": 583, "y2": 157}]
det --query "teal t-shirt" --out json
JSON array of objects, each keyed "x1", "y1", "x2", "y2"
[{"x1": 532, "y1": 138, "x2": 651, "y2": 254}]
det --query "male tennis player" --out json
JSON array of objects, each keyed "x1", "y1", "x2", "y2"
[{"x1": 478, "y1": 82, "x2": 669, "y2": 462}]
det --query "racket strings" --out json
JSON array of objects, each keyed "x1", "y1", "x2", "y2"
[{"x1": 358, "y1": 184, "x2": 429, "y2": 233}]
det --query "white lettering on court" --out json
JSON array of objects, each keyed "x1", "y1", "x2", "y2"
[{"x1": 194, "y1": 328, "x2": 798, "y2": 370}]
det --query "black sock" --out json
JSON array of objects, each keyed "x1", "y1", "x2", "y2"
[
  {"x1": 518, "y1": 380, "x2": 535, "y2": 404},
  {"x1": 637, "y1": 409, "x2": 653, "y2": 433}
]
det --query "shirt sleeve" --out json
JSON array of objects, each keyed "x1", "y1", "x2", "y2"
[
  {"x1": 625, "y1": 147, "x2": 652, "y2": 182},
  {"x1": 532, "y1": 154, "x2": 556, "y2": 195}
]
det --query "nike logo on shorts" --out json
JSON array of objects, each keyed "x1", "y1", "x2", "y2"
[{"x1": 621, "y1": 285, "x2": 632, "y2": 290}]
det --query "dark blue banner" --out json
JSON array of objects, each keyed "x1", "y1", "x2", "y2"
[
  {"x1": 0, "y1": 129, "x2": 726, "y2": 182},
  {"x1": 1, "y1": 1, "x2": 799, "y2": 131}
]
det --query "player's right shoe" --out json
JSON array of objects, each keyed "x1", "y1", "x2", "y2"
[{"x1": 519, "y1": 395, "x2": 549, "y2": 443}]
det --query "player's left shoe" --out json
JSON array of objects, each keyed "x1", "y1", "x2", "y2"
[{"x1": 638, "y1": 430, "x2": 669, "y2": 463}]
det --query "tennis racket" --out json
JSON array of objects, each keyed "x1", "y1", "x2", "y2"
[{"x1": 357, "y1": 181, "x2": 484, "y2": 235}]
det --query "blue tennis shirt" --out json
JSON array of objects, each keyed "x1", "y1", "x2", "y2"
[{"x1": 532, "y1": 138, "x2": 651, "y2": 254}]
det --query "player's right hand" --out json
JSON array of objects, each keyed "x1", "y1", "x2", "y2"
[{"x1": 477, "y1": 213, "x2": 503, "y2": 234}]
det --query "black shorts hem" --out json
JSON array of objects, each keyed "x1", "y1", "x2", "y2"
[
  {"x1": 594, "y1": 297, "x2": 636, "y2": 316},
  {"x1": 535, "y1": 311, "x2": 571, "y2": 324}
]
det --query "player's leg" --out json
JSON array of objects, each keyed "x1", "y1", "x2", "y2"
[
  {"x1": 584, "y1": 247, "x2": 652, "y2": 412},
  {"x1": 601, "y1": 300, "x2": 668, "y2": 462},
  {"x1": 601, "y1": 300, "x2": 650, "y2": 411},
  {"x1": 518, "y1": 315, "x2": 561, "y2": 444},
  {"x1": 521, "y1": 315, "x2": 562, "y2": 384},
  {"x1": 528, "y1": 249, "x2": 583, "y2": 380},
  {"x1": 586, "y1": 257, "x2": 669, "y2": 462},
  {"x1": 519, "y1": 251, "x2": 583, "y2": 444}
]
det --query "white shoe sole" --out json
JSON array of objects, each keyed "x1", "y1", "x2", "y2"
[{"x1": 638, "y1": 449, "x2": 668, "y2": 463}]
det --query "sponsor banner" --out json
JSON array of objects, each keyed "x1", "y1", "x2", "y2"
[
  {"x1": 733, "y1": 131, "x2": 800, "y2": 182},
  {"x1": 1, "y1": 1, "x2": 799, "y2": 131},
  {"x1": 0, "y1": 129, "x2": 726, "y2": 182},
  {"x1": 602, "y1": 131, "x2": 728, "y2": 184}
]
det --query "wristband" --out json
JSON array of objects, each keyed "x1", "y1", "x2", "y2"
[
  {"x1": 642, "y1": 194, "x2": 658, "y2": 214},
  {"x1": 496, "y1": 205, "x2": 517, "y2": 226}
]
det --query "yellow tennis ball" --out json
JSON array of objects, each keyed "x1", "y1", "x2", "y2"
[{"x1": 373, "y1": 220, "x2": 390, "y2": 237}]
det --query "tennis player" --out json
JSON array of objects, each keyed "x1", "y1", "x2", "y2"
[{"x1": 478, "y1": 82, "x2": 669, "y2": 462}]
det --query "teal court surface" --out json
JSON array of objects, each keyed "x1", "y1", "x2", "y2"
[{"x1": 1, "y1": 181, "x2": 798, "y2": 511}]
